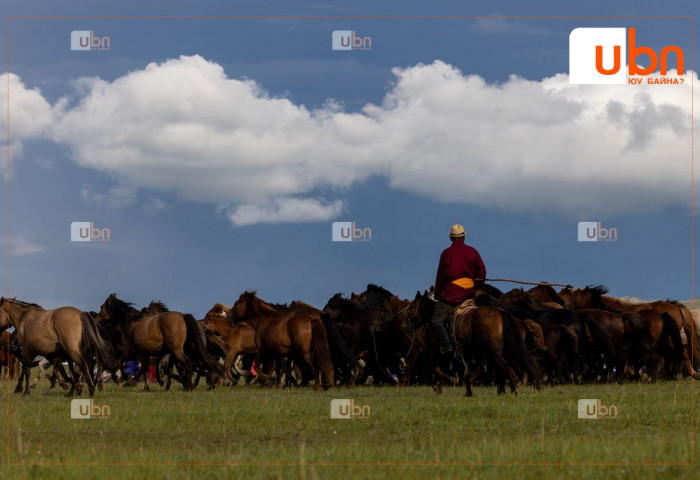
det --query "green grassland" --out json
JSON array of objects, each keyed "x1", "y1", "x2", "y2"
[{"x1": 1, "y1": 379, "x2": 698, "y2": 479}]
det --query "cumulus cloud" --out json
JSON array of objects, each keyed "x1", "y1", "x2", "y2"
[
  {"x1": 0, "y1": 73, "x2": 57, "y2": 177},
  {"x1": 227, "y1": 197, "x2": 343, "y2": 226},
  {"x1": 8, "y1": 55, "x2": 696, "y2": 224}
]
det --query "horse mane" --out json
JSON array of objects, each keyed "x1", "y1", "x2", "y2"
[
  {"x1": 325, "y1": 294, "x2": 367, "y2": 314},
  {"x1": 478, "y1": 284, "x2": 504, "y2": 298},
  {"x1": 141, "y1": 300, "x2": 169, "y2": 314},
  {"x1": 105, "y1": 293, "x2": 137, "y2": 320},
  {"x1": 501, "y1": 288, "x2": 541, "y2": 310},
  {"x1": 665, "y1": 299, "x2": 683, "y2": 306},
  {"x1": 290, "y1": 300, "x2": 318, "y2": 311},
  {"x1": 2, "y1": 297, "x2": 42, "y2": 308},
  {"x1": 528, "y1": 285, "x2": 566, "y2": 305},
  {"x1": 365, "y1": 284, "x2": 395, "y2": 299},
  {"x1": 238, "y1": 291, "x2": 278, "y2": 317}
]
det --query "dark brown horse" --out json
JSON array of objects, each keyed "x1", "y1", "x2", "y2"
[
  {"x1": 96, "y1": 294, "x2": 222, "y2": 391},
  {"x1": 230, "y1": 291, "x2": 334, "y2": 390},
  {"x1": 0, "y1": 331, "x2": 19, "y2": 380},
  {"x1": 560, "y1": 286, "x2": 698, "y2": 379},
  {"x1": 408, "y1": 292, "x2": 541, "y2": 396},
  {"x1": 1, "y1": 297, "x2": 115, "y2": 396}
]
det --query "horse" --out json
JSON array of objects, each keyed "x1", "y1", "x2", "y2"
[
  {"x1": 475, "y1": 288, "x2": 604, "y2": 384},
  {"x1": 323, "y1": 293, "x2": 402, "y2": 385},
  {"x1": 202, "y1": 305, "x2": 257, "y2": 385},
  {"x1": 0, "y1": 331, "x2": 20, "y2": 380},
  {"x1": 408, "y1": 291, "x2": 541, "y2": 397},
  {"x1": 95, "y1": 293, "x2": 222, "y2": 391},
  {"x1": 229, "y1": 291, "x2": 334, "y2": 390},
  {"x1": 527, "y1": 285, "x2": 567, "y2": 307},
  {"x1": 560, "y1": 285, "x2": 698, "y2": 379},
  {"x1": 0, "y1": 297, "x2": 116, "y2": 396}
]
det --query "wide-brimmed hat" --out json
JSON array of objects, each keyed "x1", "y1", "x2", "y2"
[{"x1": 449, "y1": 224, "x2": 466, "y2": 238}]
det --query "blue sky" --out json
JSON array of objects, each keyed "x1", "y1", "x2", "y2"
[{"x1": 1, "y1": 1, "x2": 697, "y2": 315}]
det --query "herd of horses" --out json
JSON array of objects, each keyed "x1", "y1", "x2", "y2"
[{"x1": 1, "y1": 283, "x2": 698, "y2": 397}]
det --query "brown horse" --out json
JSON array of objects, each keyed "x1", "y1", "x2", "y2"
[
  {"x1": 560, "y1": 286, "x2": 699, "y2": 379},
  {"x1": 230, "y1": 291, "x2": 334, "y2": 390},
  {"x1": 202, "y1": 304, "x2": 257, "y2": 385},
  {"x1": 1, "y1": 297, "x2": 115, "y2": 396},
  {"x1": 0, "y1": 331, "x2": 19, "y2": 380},
  {"x1": 96, "y1": 294, "x2": 222, "y2": 391},
  {"x1": 408, "y1": 292, "x2": 541, "y2": 396}
]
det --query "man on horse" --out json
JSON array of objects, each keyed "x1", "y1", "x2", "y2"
[{"x1": 431, "y1": 224, "x2": 486, "y2": 362}]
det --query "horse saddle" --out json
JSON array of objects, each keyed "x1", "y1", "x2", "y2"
[{"x1": 451, "y1": 299, "x2": 477, "y2": 318}]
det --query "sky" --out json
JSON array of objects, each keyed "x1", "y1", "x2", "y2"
[{"x1": 0, "y1": 1, "x2": 698, "y2": 316}]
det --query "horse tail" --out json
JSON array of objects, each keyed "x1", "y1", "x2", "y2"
[
  {"x1": 579, "y1": 312, "x2": 615, "y2": 366},
  {"x1": 521, "y1": 319, "x2": 547, "y2": 352},
  {"x1": 502, "y1": 312, "x2": 542, "y2": 389},
  {"x1": 80, "y1": 311, "x2": 117, "y2": 371},
  {"x1": 321, "y1": 312, "x2": 358, "y2": 377},
  {"x1": 184, "y1": 314, "x2": 223, "y2": 379},
  {"x1": 310, "y1": 318, "x2": 335, "y2": 388},
  {"x1": 622, "y1": 312, "x2": 654, "y2": 364},
  {"x1": 660, "y1": 312, "x2": 685, "y2": 368}
]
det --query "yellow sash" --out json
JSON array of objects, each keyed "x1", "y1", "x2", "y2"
[{"x1": 451, "y1": 277, "x2": 474, "y2": 289}]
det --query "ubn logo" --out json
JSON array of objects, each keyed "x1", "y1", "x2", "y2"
[
  {"x1": 71, "y1": 30, "x2": 111, "y2": 51},
  {"x1": 578, "y1": 221, "x2": 617, "y2": 242},
  {"x1": 332, "y1": 30, "x2": 372, "y2": 51},
  {"x1": 71, "y1": 399, "x2": 111, "y2": 419},
  {"x1": 332, "y1": 222, "x2": 372, "y2": 242},
  {"x1": 71, "y1": 221, "x2": 111, "y2": 242},
  {"x1": 569, "y1": 27, "x2": 684, "y2": 84},
  {"x1": 330, "y1": 399, "x2": 370, "y2": 419},
  {"x1": 577, "y1": 399, "x2": 618, "y2": 419}
]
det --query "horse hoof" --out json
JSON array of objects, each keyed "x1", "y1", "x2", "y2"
[{"x1": 98, "y1": 384, "x2": 103, "y2": 392}]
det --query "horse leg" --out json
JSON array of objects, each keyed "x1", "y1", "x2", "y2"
[
  {"x1": 464, "y1": 365, "x2": 473, "y2": 397},
  {"x1": 139, "y1": 358, "x2": 151, "y2": 392},
  {"x1": 300, "y1": 350, "x2": 320, "y2": 391},
  {"x1": 65, "y1": 359, "x2": 79, "y2": 397}
]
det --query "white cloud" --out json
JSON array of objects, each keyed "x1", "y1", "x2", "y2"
[
  {"x1": 227, "y1": 197, "x2": 343, "y2": 226},
  {"x1": 1, "y1": 236, "x2": 45, "y2": 256},
  {"x1": 81, "y1": 183, "x2": 137, "y2": 208},
  {"x1": 0, "y1": 73, "x2": 57, "y2": 177},
  {"x1": 9, "y1": 55, "x2": 696, "y2": 224},
  {"x1": 141, "y1": 198, "x2": 166, "y2": 216}
]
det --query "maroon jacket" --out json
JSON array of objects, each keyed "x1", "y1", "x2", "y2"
[{"x1": 434, "y1": 238, "x2": 486, "y2": 305}]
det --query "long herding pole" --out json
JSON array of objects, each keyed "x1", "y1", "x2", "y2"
[{"x1": 477, "y1": 278, "x2": 573, "y2": 288}]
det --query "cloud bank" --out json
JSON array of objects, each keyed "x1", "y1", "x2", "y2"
[{"x1": 6, "y1": 56, "x2": 698, "y2": 224}]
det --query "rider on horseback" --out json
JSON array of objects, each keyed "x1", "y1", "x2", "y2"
[{"x1": 431, "y1": 224, "x2": 486, "y2": 363}]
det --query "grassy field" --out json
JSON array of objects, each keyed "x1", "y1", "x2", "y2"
[{"x1": 1, "y1": 378, "x2": 698, "y2": 479}]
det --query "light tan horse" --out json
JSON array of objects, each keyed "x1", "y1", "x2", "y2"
[
  {"x1": 0, "y1": 297, "x2": 115, "y2": 396},
  {"x1": 96, "y1": 293, "x2": 222, "y2": 391}
]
